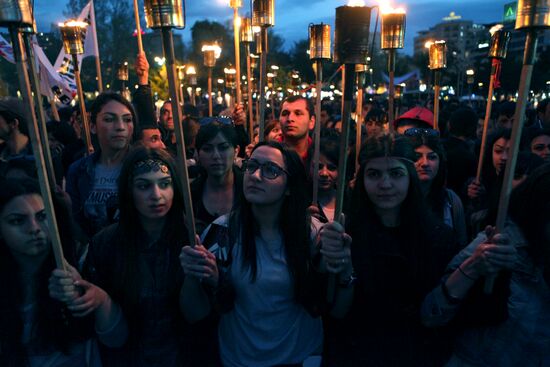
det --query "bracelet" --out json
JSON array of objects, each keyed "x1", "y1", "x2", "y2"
[
  {"x1": 458, "y1": 265, "x2": 476, "y2": 281},
  {"x1": 441, "y1": 282, "x2": 462, "y2": 305}
]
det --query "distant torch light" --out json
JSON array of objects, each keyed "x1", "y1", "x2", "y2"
[
  {"x1": 252, "y1": 0, "x2": 275, "y2": 27},
  {"x1": 309, "y1": 23, "x2": 332, "y2": 60},
  {"x1": 380, "y1": 8, "x2": 406, "y2": 50},
  {"x1": 488, "y1": 25, "x2": 511, "y2": 59},
  {"x1": 240, "y1": 17, "x2": 254, "y2": 43},
  {"x1": 117, "y1": 62, "x2": 129, "y2": 81},
  {"x1": 427, "y1": 40, "x2": 447, "y2": 70}
]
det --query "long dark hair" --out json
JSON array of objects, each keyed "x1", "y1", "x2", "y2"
[
  {"x1": 408, "y1": 134, "x2": 448, "y2": 217},
  {"x1": 349, "y1": 135, "x2": 437, "y2": 281},
  {"x1": 228, "y1": 141, "x2": 312, "y2": 304},
  {"x1": 90, "y1": 92, "x2": 137, "y2": 127},
  {"x1": 509, "y1": 164, "x2": 550, "y2": 283},
  {"x1": 0, "y1": 178, "x2": 84, "y2": 366},
  {"x1": 111, "y1": 146, "x2": 187, "y2": 334}
]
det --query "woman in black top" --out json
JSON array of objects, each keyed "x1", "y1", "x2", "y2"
[
  {"x1": 191, "y1": 121, "x2": 243, "y2": 234},
  {"x1": 325, "y1": 135, "x2": 460, "y2": 367}
]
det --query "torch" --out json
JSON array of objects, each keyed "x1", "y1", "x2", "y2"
[
  {"x1": 426, "y1": 40, "x2": 446, "y2": 131},
  {"x1": 1, "y1": 0, "x2": 66, "y2": 270},
  {"x1": 355, "y1": 63, "x2": 367, "y2": 172},
  {"x1": 20, "y1": 21, "x2": 58, "y2": 190},
  {"x1": 229, "y1": 0, "x2": 242, "y2": 105},
  {"x1": 252, "y1": 0, "x2": 275, "y2": 142},
  {"x1": 143, "y1": 0, "x2": 197, "y2": 246},
  {"x1": 330, "y1": 0, "x2": 372, "y2": 301},
  {"x1": 240, "y1": 16, "x2": 255, "y2": 141},
  {"x1": 475, "y1": 25, "x2": 510, "y2": 183},
  {"x1": 224, "y1": 65, "x2": 237, "y2": 108},
  {"x1": 186, "y1": 65, "x2": 197, "y2": 106},
  {"x1": 59, "y1": 20, "x2": 94, "y2": 155},
  {"x1": 486, "y1": 0, "x2": 549, "y2": 294},
  {"x1": 380, "y1": 4, "x2": 406, "y2": 132},
  {"x1": 202, "y1": 43, "x2": 222, "y2": 116},
  {"x1": 309, "y1": 22, "x2": 331, "y2": 205},
  {"x1": 117, "y1": 61, "x2": 130, "y2": 100}
]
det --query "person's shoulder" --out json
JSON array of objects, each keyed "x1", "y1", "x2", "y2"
[
  {"x1": 90, "y1": 223, "x2": 119, "y2": 251},
  {"x1": 67, "y1": 151, "x2": 97, "y2": 174}
]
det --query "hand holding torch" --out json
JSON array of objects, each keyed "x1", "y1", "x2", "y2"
[
  {"x1": 486, "y1": 0, "x2": 549, "y2": 294},
  {"x1": 143, "y1": 0, "x2": 197, "y2": 246},
  {"x1": 309, "y1": 22, "x2": 332, "y2": 205},
  {"x1": 476, "y1": 25, "x2": 510, "y2": 183},
  {"x1": 329, "y1": 0, "x2": 372, "y2": 303}
]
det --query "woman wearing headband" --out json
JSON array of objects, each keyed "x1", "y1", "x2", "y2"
[
  {"x1": 50, "y1": 147, "x2": 202, "y2": 366},
  {"x1": 325, "y1": 135, "x2": 460, "y2": 366}
]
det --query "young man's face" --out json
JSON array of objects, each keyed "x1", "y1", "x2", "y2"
[
  {"x1": 141, "y1": 128, "x2": 166, "y2": 150},
  {"x1": 280, "y1": 99, "x2": 315, "y2": 141}
]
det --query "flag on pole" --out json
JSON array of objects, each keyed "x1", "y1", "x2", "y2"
[{"x1": 0, "y1": 34, "x2": 15, "y2": 64}]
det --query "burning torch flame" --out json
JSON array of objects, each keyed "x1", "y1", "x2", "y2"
[
  {"x1": 347, "y1": 0, "x2": 366, "y2": 7},
  {"x1": 489, "y1": 24, "x2": 504, "y2": 36},
  {"x1": 58, "y1": 20, "x2": 89, "y2": 28},
  {"x1": 186, "y1": 66, "x2": 196, "y2": 75},
  {"x1": 425, "y1": 40, "x2": 445, "y2": 49},
  {"x1": 202, "y1": 44, "x2": 222, "y2": 59},
  {"x1": 379, "y1": 0, "x2": 406, "y2": 14},
  {"x1": 224, "y1": 67, "x2": 237, "y2": 74}
]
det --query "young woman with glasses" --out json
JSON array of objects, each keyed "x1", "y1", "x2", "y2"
[{"x1": 180, "y1": 141, "x2": 352, "y2": 366}]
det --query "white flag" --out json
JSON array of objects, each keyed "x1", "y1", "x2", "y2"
[{"x1": 0, "y1": 34, "x2": 15, "y2": 64}]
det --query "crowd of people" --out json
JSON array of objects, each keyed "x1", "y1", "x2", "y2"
[{"x1": 0, "y1": 51, "x2": 549, "y2": 367}]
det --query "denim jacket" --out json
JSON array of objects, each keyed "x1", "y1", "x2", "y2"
[
  {"x1": 421, "y1": 222, "x2": 550, "y2": 366},
  {"x1": 66, "y1": 152, "x2": 100, "y2": 238}
]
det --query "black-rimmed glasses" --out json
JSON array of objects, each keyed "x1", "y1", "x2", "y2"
[{"x1": 243, "y1": 159, "x2": 289, "y2": 179}]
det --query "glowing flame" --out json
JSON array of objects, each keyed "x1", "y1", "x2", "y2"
[
  {"x1": 202, "y1": 44, "x2": 222, "y2": 59},
  {"x1": 347, "y1": 0, "x2": 365, "y2": 7},
  {"x1": 489, "y1": 24, "x2": 503, "y2": 36},
  {"x1": 224, "y1": 67, "x2": 236, "y2": 74},
  {"x1": 379, "y1": 0, "x2": 406, "y2": 14},
  {"x1": 252, "y1": 26, "x2": 262, "y2": 33},
  {"x1": 58, "y1": 20, "x2": 88, "y2": 28},
  {"x1": 235, "y1": 16, "x2": 241, "y2": 28},
  {"x1": 424, "y1": 41, "x2": 434, "y2": 49},
  {"x1": 186, "y1": 66, "x2": 196, "y2": 75}
]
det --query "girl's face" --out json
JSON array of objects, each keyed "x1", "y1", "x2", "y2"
[
  {"x1": 492, "y1": 137, "x2": 510, "y2": 175},
  {"x1": 414, "y1": 145, "x2": 440, "y2": 183},
  {"x1": 92, "y1": 100, "x2": 134, "y2": 152},
  {"x1": 132, "y1": 165, "x2": 174, "y2": 220},
  {"x1": 244, "y1": 145, "x2": 288, "y2": 206},
  {"x1": 0, "y1": 194, "x2": 50, "y2": 261},
  {"x1": 363, "y1": 157, "x2": 410, "y2": 212},
  {"x1": 266, "y1": 125, "x2": 283, "y2": 142},
  {"x1": 315, "y1": 154, "x2": 338, "y2": 192},
  {"x1": 531, "y1": 134, "x2": 550, "y2": 162},
  {"x1": 197, "y1": 133, "x2": 236, "y2": 178}
]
